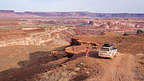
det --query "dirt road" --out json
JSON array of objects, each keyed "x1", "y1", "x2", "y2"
[{"x1": 88, "y1": 53, "x2": 136, "y2": 81}]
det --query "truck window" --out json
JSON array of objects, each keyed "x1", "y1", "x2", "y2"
[{"x1": 101, "y1": 48, "x2": 109, "y2": 51}]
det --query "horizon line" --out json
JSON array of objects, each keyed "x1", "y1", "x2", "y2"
[{"x1": 0, "y1": 10, "x2": 143, "y2": 14}]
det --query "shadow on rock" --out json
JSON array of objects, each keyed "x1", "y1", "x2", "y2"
[
  {"x1": 0, "y1": 46, "x2": 99, "y2": 81},
  {"x1": 0, "y1": 46, "x2": 67, "y2": 81},
  {"x1": 70, "y1": 74, "x2": 89, "y2": 81}
]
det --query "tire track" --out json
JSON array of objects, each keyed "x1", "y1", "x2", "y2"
[
  {"x1": 113, "y1": 54, "x2": 135, "y2": 81},
  {"x1": 98, "y1": 54, "x2": 136, "y2": 81}
]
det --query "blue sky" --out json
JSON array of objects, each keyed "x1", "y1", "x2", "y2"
[{"x1": 0, "y1": 0, "x2": 144, "y2": 13}]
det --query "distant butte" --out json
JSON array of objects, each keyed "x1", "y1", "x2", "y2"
[{"x1": 0, "y1": 10, "x2": 144, "y2": 18}]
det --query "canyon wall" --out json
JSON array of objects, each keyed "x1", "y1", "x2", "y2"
[{"x1": 0, "y1": 26, "x2": 76, "y2": 47}]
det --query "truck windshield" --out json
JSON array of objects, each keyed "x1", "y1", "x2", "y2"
[{"x1": 101, "y1": 48, "x2": 109, "y2": 51}]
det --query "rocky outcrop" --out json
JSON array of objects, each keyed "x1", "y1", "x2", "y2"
[{"x1": 65, "y1": 37, "x2": 98, "y2": 54}]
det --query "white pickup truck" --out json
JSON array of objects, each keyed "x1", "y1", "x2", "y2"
[{"x1": 98, "y1": 44, "x2": 117, "y2": 59}]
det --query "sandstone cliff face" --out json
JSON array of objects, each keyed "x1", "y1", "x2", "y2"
[{"x1": 0, "y1": 26, "x2": 76, "y2": 47}]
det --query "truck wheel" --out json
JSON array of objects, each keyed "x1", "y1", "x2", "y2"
[{"x1": 109, "y1": 56, "x2": 114, "y2": 59}]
